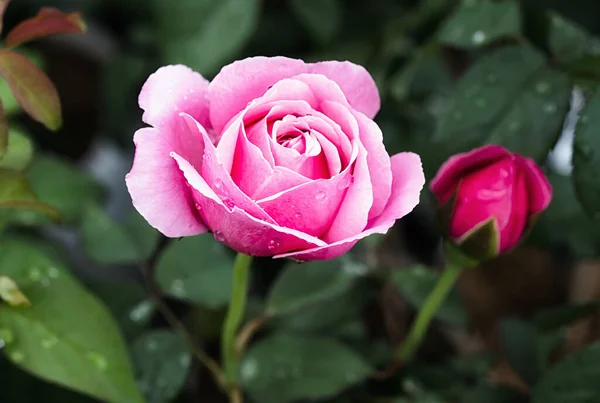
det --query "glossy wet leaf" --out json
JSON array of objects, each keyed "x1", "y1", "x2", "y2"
[
  {"x1": 0, "y1": 49, "x2": 61, "y2": 131},
  {"x1": 156, "y1": 235, "x2": 234, "y2": 308},
  {"x1": 240, "y1": 333, "x2": 373, "y2": 403},
  {"x1": 434, "y1": 45, "x2": 571, "y2": 163},
  {"x1": 391, "y1": 265, "x2": 468, "y2": 327},
  {"x1": 0, "y1": 238, "x2": 143, "y2": 403},
  {"x1": 438, "y1": 0, "x2": 521, "y2": 49},
  {"x1": 267, "y1": 258, "x2": 356, "y2": 316},
  {"x1": 27, "y1": 155, "x2": 103, "y2": 224},
  {"x1": 548, "y1": 13, "x2": 593, "y2": 63},
  {"x1": 155, "y1": 0, "x2": 260, "y2": 75},
  {"x1": 290, "y1": 0, "x2": 341, "y2": 44},
  {"x1": 532, "y1": 340, "x2": 600, "y2": 403},
  {"x1": 573, "y1": 86, "x2": 600, "y2": 217},
  {"x1": 132, "y1": 330, "x2": 191, "y2": 403}
]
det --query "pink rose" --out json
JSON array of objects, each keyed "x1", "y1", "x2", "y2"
[
  {"x1": 125, "y1": 57, "x2": 425, "y2": 261},
  {"x1": 430, "y1": 145, "x2": 552, "y2": 258}
]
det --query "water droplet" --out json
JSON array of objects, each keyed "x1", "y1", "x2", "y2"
[
  {"x1": 507, "y1": 121, "x2": 521, "y2": 132},
  {"x1": 170, "y1": 279, "x2": 186, "y2": 297},
  {"x1": 11, "y1": 350, "x2": 24, "y2": 363},
  {"x1": 179, "y1": 353, "x2": 191, "y2": 367},
  {"x1": 214, "y1": 179, "x2": 223, "y2": 191},
  {"x1": 337, "y1": 176, "x2": 353, "y2": 191},
  {"x1": 472, "y1": 31, "x2": 486, "y2": 45},
  {"x1": 47, "y1": 267, "x2": 60, "y2": 279},
  {"x1": 0, "y1": 328, "x2": 15, "y2": 345},
  {"x1": 580, "y1": 114, "x2": 589, "y2": 124},
  {"x1": 315, "y1": 192, "x2": 326, "y2": 201},
  {"x1": 475, "y1": 98, "x2": 487, "y2": 108},
  {"x1": 194, "y1": 202, "x2": 201, "y2": 210},
  {"x1": 183, "y1": 95, "x2": 188, "y2": 101},
  {"x1": 267, "y1": 238, "x2": 281, "y2": 251},
  {"x1": 41, "y1": 336, "x2": 58, "y2": 349},
  {"x1": 129, "y1": 301, "x2": 154, "y2": 323},
  {"x1": 486, "y1": 73, "x2": 497, "y2": 84},
  {"x1": 223, "y1": 198, "x2": 235, "y2": 209},
  {"x1": 499, "y1": 168, "x2": 510, "y2": 178},
  {"x1": 240, "y1": 358, "x2": 258, "y2": 380},
  {"x1": 202, "y1": 154, "x2": 212, "y2": 163},
  {"x1": 294, "y1": 212, "x2": 302, "y2": 219},
  {"x1": 146, "y1": 339, "x2": 159, "y2": 351},
  {"x1": 535, "y1": 81, "x2": 550, "y2": 94},
  {"x1": 543, "y1": 102, "x2": 557, "y2": 114},
  {"x1": 214, "y1": 231, "x2": 225, "y2": 242},
  {"x1": 40, "y1": 277, "x2": 50, "y2": 287},
  {"x1": 28, "y1": 268, "x2": 41, "y2": 281},
  {"x1": 87, "y1": 352, "x2": 108, "y2": 371}
]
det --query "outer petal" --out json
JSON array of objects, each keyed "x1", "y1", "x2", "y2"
[
  {"x1": 172, "y1": 153, "x2": 327, "y2": 256},
  {"x1": 276, "y1": 152, "x2": 425, "y2": 261},
  {"x1": 520, "y1": 157, "x2": 552, "y2": 214},
  {"x1": 353, "y1": 110, "x2": 392, "y2": 219},
  {"x1": 139, "y1": 65, "x2": 211, "y2": 131},
  {"x1": 208, "y1": 56, "x2": 381, "y2": 132},
  {"x1": 125, "y1": 127, "x2": 207, "y2": 237},
  {"x1": 308, "y1": 60, "x2": 380, "y2": 119},
  {"x1": 430, "y1": 145, "x2": 510, "y2": 203}
]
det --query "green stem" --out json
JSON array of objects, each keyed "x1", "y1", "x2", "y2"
[
  {"x1": 222, "y1": 253, "x2": 253, "y2": 386},
  {"x1": 396, "y1": 262, "x2": 463, "y2": 361}
]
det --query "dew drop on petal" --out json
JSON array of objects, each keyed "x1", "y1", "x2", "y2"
[
  {"x1": 214, "y1": 231, "x2": 225, "y2": 242},
  {"x1": 268, "y1": 238, "x2": 281, "y2": 251},
  {"x1": 315, "y1": 192, "x2": 326, "y2": 201}
]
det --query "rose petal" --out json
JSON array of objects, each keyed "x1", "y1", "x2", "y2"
[
  {"x1": 179, "y1": 113, "x2": 276, "y2": 223},
  {"x1": 275, "y1": 152, "x2": 425, "y2": 261},
  {"x1": 308, "y1": 60, "x2": 380, "y2": 119},
  {"x1": 353, "y1": 110, "x2": 391, "y2": 219},
  {"x1": 125, "y1": 127, "x2": 207, "y2": 237},
  {"x1": 172, "y1": 152, "x2": 327, "y2": 256},
  {"x1": 323, "y1": 141, "x2": 373, "y2": 243},
  {"x1": 208, "y1": 56, "x2": 380, "y2": 132},
  {"x1": 521, "y1": 157, "x2": 552, "y2": 214},
  {"x1": 430, "y1": 144, "x2": 510, "y2": 203},
  {"x1": 139, "y1": 65, "x2": 211, "y2": 131}
]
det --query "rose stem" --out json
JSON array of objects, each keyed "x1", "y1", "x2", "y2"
[
  {"x1": 396, "y1": 262, "x2": 463, "y2": 361},
  {"x1": 221, "y1": 252, "x2": 253, "y2": 388}
]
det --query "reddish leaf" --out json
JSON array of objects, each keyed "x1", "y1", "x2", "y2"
[
  {"x1": 0, "y1": 100, "x2": 7, "y2": 158},
  {"x1": 0, "y1": 0, "x2": 11, "y2": 35},
  {"x1": 0, "y1": 49, "x2": 61, "y2": 131},
  {"x1": 5, "y1": 7, "x2": 87, "y2": 48}
]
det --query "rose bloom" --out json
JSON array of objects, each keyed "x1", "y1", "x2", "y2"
[
  {"x1": 430, "y1": 145, "x2": 552, "y2": 257},
  {"x1": 126, "y1": 57, "x2": 425, "y2": 261}
]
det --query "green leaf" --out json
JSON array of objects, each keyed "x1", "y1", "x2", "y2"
[
  {"x1": 0, "y1": 238, "x2": 143, "y2": 403},
  {"x1": 573, "y1": 86, "x2": 600, "y2": 217},
  {"x1": 534, "y1": 301, "x2": 600, "y2": 331},
  {"x1": 124, "y1": 210, "x2": 161, "y2": 261},
  {"x1": 266, "y1": 258, "x2": 356, "y2": 316},
  {"x1": 529, "y1": 174, "x2": 600, "y2": 257},
  {"x1": 438, "y1": 0, "x2": 521, "y2": 49},
  {"x1": 499, "y1": 318, "x2": 540, "y2": 386},
  {"x1": 290, "y1": 0, "x2": 342, "y2": 44},
  {"x1": 548, "y1": 13, "x2": 594, "y2": 63},
  {"x1": 0, "y1": 48, "x2": 45, "y2": 117},
  {"x1": 132, "y1": 330, "x2": 191, "y2": 403},
  {"x1": 27, "y1": 154, "x2": 103, "y2": 224},
  {"x1": 0, "y1": 128, "x2": 34, "y2": 171},
  {"x1": 0, "y1": 49, "x2": 61, "y2": 131},
  {"x1": 434, "y1": 45, "x2": 571, "y2": 162},
  {"x1": 391, "y1": 265, "x2": 468, "y2": 327},
  {"x1": 81, "y1": 204, "x2": 145, "y2": 265},
  {"x1": 532, "y1": 340, "x2": 600, "y2": 403},
  {"x1": 156, "y1": 235, "x2": 234, "y2": 308},
  {"x1": 240, "y1": 333, "x2": 373, "y2": 403},
  {"x1": 155, "y1": 0, "x2": 260, "y2": 75},
  {"x1": 462, "y1": 383, "x2": 528, "y2": 403},
  {"x1": 0, "y1": 169, "x2": 59, "y2": 222}
]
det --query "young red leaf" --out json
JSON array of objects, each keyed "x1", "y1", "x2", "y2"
[
  {"x1": 0, "y1": 100, "x2": 7, "y2": 158},
  {"x1": 5, "y1": 7, "x2": 87, "y2": 48},
  {"x1": 0, "y1": 49, "x2": 61, "y2": 131},
  {"x1": 0, "y1": 0, "x2": 11, "y2": 35}
]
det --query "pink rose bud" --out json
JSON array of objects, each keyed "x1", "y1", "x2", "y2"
[
  {"x1": 430, "y1": 145, "x2": 552, "y2": 260},
  {"x1": 125, "y1": 57, "x2": 426, "y2": 261}
]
